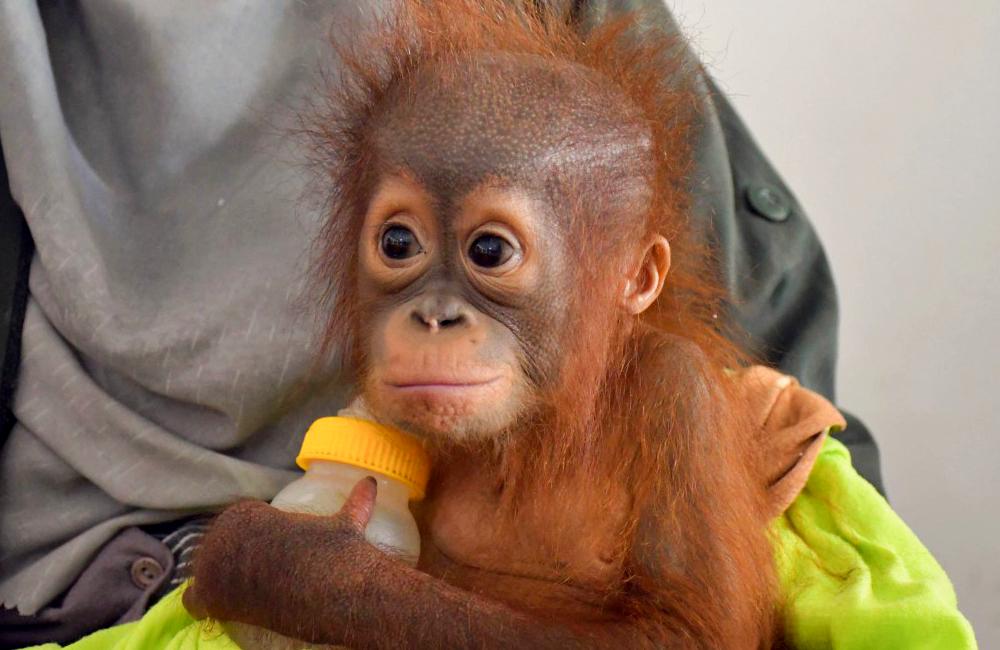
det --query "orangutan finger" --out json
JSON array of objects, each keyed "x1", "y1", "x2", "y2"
[{"x1": 339, "y1": 476, "x2": 378, "y2": 532}]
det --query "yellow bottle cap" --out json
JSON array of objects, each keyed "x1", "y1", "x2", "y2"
[{"x1": 296, "y1": 417, "x2": 431, "y2": 501}]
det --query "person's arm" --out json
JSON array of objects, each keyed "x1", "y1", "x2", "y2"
[{"x1": 704, "y1": 80, "x2": 885, "y2": 495}]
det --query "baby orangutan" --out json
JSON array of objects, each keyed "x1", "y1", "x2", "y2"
[{"x1": 183, "y1": 2, "x2": 843, "y2": 648}]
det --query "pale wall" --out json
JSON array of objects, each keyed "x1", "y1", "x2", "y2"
[{"x1": 667, "y1": 1, "x2": 1000, "y2": 645}]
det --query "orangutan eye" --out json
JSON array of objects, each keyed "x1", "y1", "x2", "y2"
[
  {"x1": 468, "y1": 234, "x2": 514, "y2": 268},
  {"x1": 381, "y1": 225, "x2": 422, "y2": 260}
]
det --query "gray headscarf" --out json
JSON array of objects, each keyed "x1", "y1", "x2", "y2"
[{"x1": 0, "y1": 0, "x2": 374, "y2": 614}]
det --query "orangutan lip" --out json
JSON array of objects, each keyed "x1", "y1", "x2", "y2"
[{"x1": 386, "y1": 377, "x2": 502, "y2": 391}]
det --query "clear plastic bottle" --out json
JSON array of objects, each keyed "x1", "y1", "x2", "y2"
[
  {"x1": 223, "y1": 416, "x2": 430, "y2": 649},
  {"x1": 270, "y1": 415, "x2": 430, "y2": 565}
]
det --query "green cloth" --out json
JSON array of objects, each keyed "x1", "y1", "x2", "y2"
[
  {"x1": 23, "y1": 586, "x2": 237, "y2": 650},
  {"x1": 27, "y1": 437, "x2": 976, "y2": 650},
  {"x1": 775, "y1": 436, "x2": 976, "y2": 649}
]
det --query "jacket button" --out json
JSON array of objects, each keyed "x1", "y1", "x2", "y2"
[
  {"x1": 130, "y1": 556, "x2": 165, "y2": 590},
  {"x1": 746, "y1": 184, "x2": 791, "y2": 222}
]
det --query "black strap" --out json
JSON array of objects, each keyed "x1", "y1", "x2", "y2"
[{"x1": 0, "y1": 139, "x2": 35, "y2": 449}]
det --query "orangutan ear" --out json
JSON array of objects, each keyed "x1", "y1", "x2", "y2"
[{"x1": 623, "y1": 235, "x2": 671, "y2": 315}]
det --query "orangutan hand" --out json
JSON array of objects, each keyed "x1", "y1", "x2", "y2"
[{"x1": 182, "y1": 477, "x2": 384, "y2": 641}]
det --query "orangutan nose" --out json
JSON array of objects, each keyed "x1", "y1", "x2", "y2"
[{"x1": 410, "y1": 295, "x2": 474, "y2": 332}]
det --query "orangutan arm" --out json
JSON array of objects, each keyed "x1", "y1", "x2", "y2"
[{"x1": 183, "y1": 483, "x2": 667, "y2": 650}]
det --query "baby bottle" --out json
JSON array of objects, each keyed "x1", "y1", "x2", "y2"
[
  {"x1": 269, "y1": 415, "x2": 430, "y2": 565},
  {"x1": 222, "y1": 416, "x2": 429, "y2": 650}
]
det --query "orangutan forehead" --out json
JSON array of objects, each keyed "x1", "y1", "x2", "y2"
[{"x1": 372, "y1": 53, "x2": 653, "y2": 199}]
